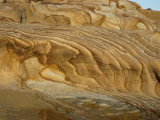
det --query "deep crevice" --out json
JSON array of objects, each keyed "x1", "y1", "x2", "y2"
[
  {"x1": 3, "y1": 0, "x2": 7, "y2": 3},
  {"x1": 154, "y1": 71, "x2": 160, "y2": 82}
]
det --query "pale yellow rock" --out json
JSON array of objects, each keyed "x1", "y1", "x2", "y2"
[
  {"x1": 0, "y1": 0, "x2": 159, "y2": 31},
  {"x1": 0, "y1": 0, "x2": 160, "y2": 115}
]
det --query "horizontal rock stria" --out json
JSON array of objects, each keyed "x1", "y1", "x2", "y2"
[{"x1": 0, "y1": 0, "x2": 160, "y2": 116}]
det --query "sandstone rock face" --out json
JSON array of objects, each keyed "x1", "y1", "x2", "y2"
[
  {"x1": 1, "y1": 0, "x2": 160, "y2": 31},
  {"x1": 0, "y1": 0, "x2": 160, "y2": 118}
]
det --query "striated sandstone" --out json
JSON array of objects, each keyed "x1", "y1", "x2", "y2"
[
  {"x1": 0, "y1": 0, "x2": 159, "y2": 31},
  {"x1": 0, "y1": 0, "x2": 160, "y2": 119}
]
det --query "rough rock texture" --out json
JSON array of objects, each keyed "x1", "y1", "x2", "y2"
[
  {"x1": 1, "y1": 0, "x2": 160, "y2": 31},
  {"x1": 0, "y1": 0, "x2": 160, "y2": 118}
]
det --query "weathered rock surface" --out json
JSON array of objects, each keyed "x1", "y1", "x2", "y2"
[
  {"x1": 0, "y1": 0, "x2": 160, "y2": 119},
  {"x1": 1, "y1": 0, "x2": 160, "y2": 31}
]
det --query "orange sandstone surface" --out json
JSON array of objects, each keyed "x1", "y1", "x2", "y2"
[{"x1": 0, "y1": 0, "x2": 160, "y2": 120}]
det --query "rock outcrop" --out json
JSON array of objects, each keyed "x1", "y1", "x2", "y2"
[{"x1": 0, "y1": 0, "x2": 160, "y2": 118}]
